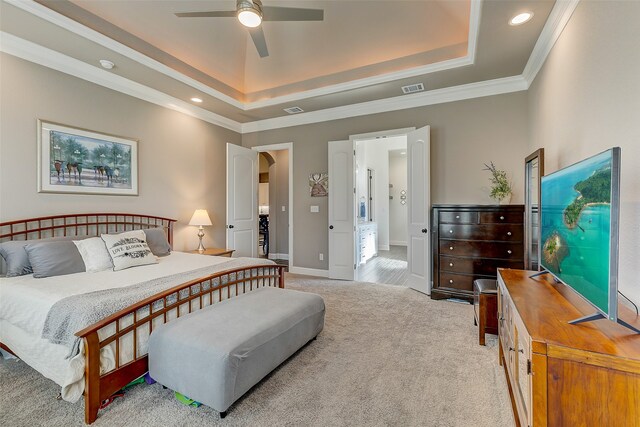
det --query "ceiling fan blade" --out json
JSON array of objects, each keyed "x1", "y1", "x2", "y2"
[
  {"x1": 175, "y1": 11, "x2": 237, "y2": 18},
  {"x1": 249, "y1": 27, "x2": 269, "y2": 58},
  {"x1": 262, "y1": 6, "x2": 324, "y2": 22}
]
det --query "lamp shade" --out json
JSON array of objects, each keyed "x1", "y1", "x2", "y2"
[{"x1": 189, "y1": 209, "x2": 212, "y2": 226}]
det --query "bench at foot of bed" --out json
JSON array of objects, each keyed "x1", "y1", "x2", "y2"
[{"x1": 148, "y1": 287, "x2": 325, "y2": 416}]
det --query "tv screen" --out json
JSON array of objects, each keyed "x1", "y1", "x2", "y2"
[{"x1": 540, "y1": 148, "x2": 620, "y2": 321}]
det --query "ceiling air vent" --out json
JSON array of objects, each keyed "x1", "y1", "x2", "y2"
[
  {"x1": 401, "y1": 83, "x2": 425, "y2": 94},
  {"x1": 283, "y1": 106, "x2": 304, "y2": 114}
]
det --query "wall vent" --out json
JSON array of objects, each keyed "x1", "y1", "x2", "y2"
[
  {"x1": 283, "y1": 106, "x2": 304, "y2": 114},
  {"x1": 401, "y1": 83, "x2": 425, "y2": 94}
]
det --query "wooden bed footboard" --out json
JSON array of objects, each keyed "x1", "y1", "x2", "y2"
[{"x1": 75, "y1": 264, "x2": 285, "y2": 424}]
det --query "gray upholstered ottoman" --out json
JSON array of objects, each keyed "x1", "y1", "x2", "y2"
[{"x1": 148, "y1": 287, "x2": 325, "y2": 417}]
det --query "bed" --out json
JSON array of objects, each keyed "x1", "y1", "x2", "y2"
[{"x1": 0, "y1": 213, "x2": 285, "y2": 424}]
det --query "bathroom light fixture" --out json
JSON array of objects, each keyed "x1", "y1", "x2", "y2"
[
  {"x1": 191, "y1": 97, "x2": 203, "y2": 103},
  {"x1": 237, "y1": 0, "x2": 262, "y2": 28},
  {"x1": 509, "y1": 12, "x2": 533, "y2": 26}
]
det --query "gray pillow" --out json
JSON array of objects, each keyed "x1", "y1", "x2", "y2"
[
  {"x1": 24, "y1": 240, "x2": 86, "y2": 278},
  {"x1": 144, "y1": 228, "x2": 171, "y2": 257},
  {"x1": 0, "y1": 236, "x2": 78, "y2": 277}
]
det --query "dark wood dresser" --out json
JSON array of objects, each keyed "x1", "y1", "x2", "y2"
[{"x1": 431, "y1": 204, "x2": 524, "y2": 301}]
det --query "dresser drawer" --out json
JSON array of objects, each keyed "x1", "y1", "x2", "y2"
[
  {"x1": 480, "y1": 212, "x2": 523, "y2": 224},
  {"x1": 439, "y1": 240, "x2": 523, "y2": 259},
  {"x1": 440, "y1": 256, "x2": 523, "y2": 276},
  {"x1": 439, "y1": 224, "x2": 523, "y2": 242},
  {"x1": 439, "y1": 211, "x2": 479, "y2": 224},
  {"x1": 438, "y1": 272, "x2": 477, "y2": 292}
]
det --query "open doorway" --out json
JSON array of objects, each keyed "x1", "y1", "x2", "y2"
[
  {"x1": 354, "y1": 136, "x2": 408, "y2": 286},
  {"x1": 253, "y1": 143, "x2": 293, "y2": 271}
]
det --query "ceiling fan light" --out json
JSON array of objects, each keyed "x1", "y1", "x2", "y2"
[{"x1": 238, "y1": 9, "x2": 262, "y2": 27}]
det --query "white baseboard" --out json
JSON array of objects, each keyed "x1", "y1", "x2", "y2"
[
  {"x1": 289, "y1": 267, "x2": 329, "y2": 277},
  {"x1": 389, "y1": 241, "x2": 407, "y2": 246},
  {"x1": 378, "y1": 244, "x2": 390, "y2": 251},
  {"x1": 268, "y1": 253, "x2": 289, "y2": 260}
]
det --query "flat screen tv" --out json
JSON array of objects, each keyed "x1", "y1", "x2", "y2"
[{"x1": 538, "y1": 147, "x2": 636, "y2": 332}]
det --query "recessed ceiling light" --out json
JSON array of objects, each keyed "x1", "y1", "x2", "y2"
[
  {"x1": 191, "y1": 97, "x2": 203, "y2": 103},
  {"x1": 510, "y1": 12, "x2": 533, "y2": 26},
  {"x1": 99, "y1": 59, "x2": 115, "y2": 70}
]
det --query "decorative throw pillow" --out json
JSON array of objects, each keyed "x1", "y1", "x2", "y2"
[
  {"x1": 0, "y1": 236, "x2": 82, "y2": 277},
  {"x1": 101, "y1": 230, "x2": 157, "y2": 271},
  {"x1": 24, "y1": 241, "x2": 86, "y2": 278},
  {"x1": 73, "y1": 237, "x2": 113, "y2": 273},
  {"x1": 143, "y1": 228, "x2": 171, "y2": 257}
]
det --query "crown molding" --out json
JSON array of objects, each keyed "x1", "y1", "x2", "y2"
[
  {"x1": 241, "y1": 76, "x2": 528, "y2": 133},
  {"x1": 7, "y1": 0, "x2": 482, "y2": 111},
  {"x1": 1, "y1": 0, "x2": 578, "y2": 135},
  {"x1": 522, "y1": 0, "x2": 580, "y2": 87},
  {"x1": 4, "y1": 0, "x2": 245, "y2": 110},
  {"x1": 0, "y1": 32, "x2": 243, "y2": 133}
]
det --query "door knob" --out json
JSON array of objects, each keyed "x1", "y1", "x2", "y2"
[
  {"x1": 228, "y1": 225, "x2": 234, "y2": 229},
  {"x1": 329, "y1": 225, "x2": 334, "y2": 230},
  {"x1": 421, "y1": 228, "x2": 428, "y2": 233}
]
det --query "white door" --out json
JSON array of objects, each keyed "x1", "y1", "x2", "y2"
[
  {"x1": 407, "y1": 126, "x2": 431, "y2": 294},
  {"x1": 328, "y1": 140, "x2": 355, "y2": 280},
  {"x1": 226, "y1": 143, "x2": 258, "y2": 257}
]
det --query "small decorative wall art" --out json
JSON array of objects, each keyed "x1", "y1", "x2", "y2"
[
  {"x1": 37, "y1": 120, "x2": 138, "y2": 196},
  {"x1": 309, "y1": 173, "x2": 328, "y2": 197}
]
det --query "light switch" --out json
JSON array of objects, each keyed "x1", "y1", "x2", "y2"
[
  {"x1": 310, "y1": 205, "x2": 319, "y2": 213},
  {"x1": 282, "y1": 206, "x2": 286, "y2": 212}
]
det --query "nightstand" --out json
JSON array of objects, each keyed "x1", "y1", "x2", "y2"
[{"x1": 189, "y1": 248, "x2": 234, "y2": 257}]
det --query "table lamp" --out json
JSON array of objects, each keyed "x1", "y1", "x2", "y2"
[{"x1": 189, "y1": 209, "x2": 212, "y2": 252}]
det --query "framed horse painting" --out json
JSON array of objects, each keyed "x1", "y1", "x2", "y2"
[{"x1": 37, "y1": 120, "x2": 139, "y2": 196}]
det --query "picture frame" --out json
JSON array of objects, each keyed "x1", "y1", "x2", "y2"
[
  {"x1": 37, "y1": 120, "x2": 139, "y2": 196},
  {"x1": 309, "y1": 172, "x2": 328, "y2": 197}
]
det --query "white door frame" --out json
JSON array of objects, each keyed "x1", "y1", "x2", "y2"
[
  {"x1": 350, "y1": 127, "x2": 416, "y2": 281},
  {"x1": 252, "y1": 143, "x2": 294, "y2": 269}
]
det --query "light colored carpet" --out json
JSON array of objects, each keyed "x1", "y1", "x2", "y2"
[{"x1": 0, "y1": 274, "x2": 513, "y2": 426}]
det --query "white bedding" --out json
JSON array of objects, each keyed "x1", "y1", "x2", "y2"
[{"x1": 0, "y1": 252, "x2": 242, "y2": 401}]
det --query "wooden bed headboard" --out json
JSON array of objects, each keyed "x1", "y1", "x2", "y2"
[{"x1": 0, "y1": 213, "x2": 176, "y2": 246}]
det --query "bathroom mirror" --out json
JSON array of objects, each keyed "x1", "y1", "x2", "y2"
[{"x1": 524, "y1": 148, "x2": 544, "y2": 270}]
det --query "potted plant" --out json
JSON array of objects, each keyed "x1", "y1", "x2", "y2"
[{"x1": 484, "y1": 162, "x2": 512, "y2": 204}]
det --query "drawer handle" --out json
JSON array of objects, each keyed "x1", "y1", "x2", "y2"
[
  {"x1": 449, "y1": 279, "x2": 454, "y2": 284},
  {"x1": 500, "y1": 216, "x2": 505, "y2": 220},
  {"x1": 518, "y1": 348, "x2": 525, "y2": 354},
  {"x1": 449, "y1": 229, "x2": 453, "y2": 234},
  {"x1": 507, "y1": 250, "x2": 512, "y2": 255},
  {"x1": 507, "y1": 231, "x2": 512, "y2": 236},
  {"x1": 509, "y1": 347, "x2": 515, "y2": 352},
  {"x1": 449, "y1": 262, "x2": 454, "y2": 267},
  {"x1": 455, "y1": 215, "x2": 460, "y2": 219},
  {"x1": 449, "y1": 246, "x2": 454, "y2": 251}
]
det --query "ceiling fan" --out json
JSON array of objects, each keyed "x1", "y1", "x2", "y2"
[{"x1": 175, "y1": 0, "x2": 324, "y2": 58}]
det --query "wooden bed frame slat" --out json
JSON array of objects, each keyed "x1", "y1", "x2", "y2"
[{"x1": 0, "y1": 213, "x2": 285, "y2": 424}]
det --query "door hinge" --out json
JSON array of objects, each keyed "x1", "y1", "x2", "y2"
[
  {"x1": 354, "y1": 150, "x2": 356, "y2": 156},
  {"x1": 354, "y1": 264, "x2": 356, "y2": 270},
  {"x1": 354, "y1": 188, "x2": 356, "y2": 194},
  {"x1": 527, "y1": 359, "x2": 532, "y2": 375}
]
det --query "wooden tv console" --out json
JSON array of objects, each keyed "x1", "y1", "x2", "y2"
[{"x1": 497, "y1": 269, "x2": 640, "y2": 427}]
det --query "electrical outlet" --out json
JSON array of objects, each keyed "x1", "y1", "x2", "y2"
[{"x1": 319, "y1": 253, "x2": 324, "y2": 261}]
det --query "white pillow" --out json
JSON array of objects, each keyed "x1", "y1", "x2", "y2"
[
  {"x1": 101, "y1": 230, "x2": 157, "y2": 271},
  {"x1": 73, "y1": 237, "x2": 113, "y2": 273}
]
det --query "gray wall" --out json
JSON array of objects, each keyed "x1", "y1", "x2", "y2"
[
  {"x1": 528, "y1": 0, "x2": 640, "y2": 304},
  {"x1": 0, "y1": 54, "x2": 241, "y2": 251},
  {"x1": 243, "y1": 92, "x2": 530, "y2": 270}
]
